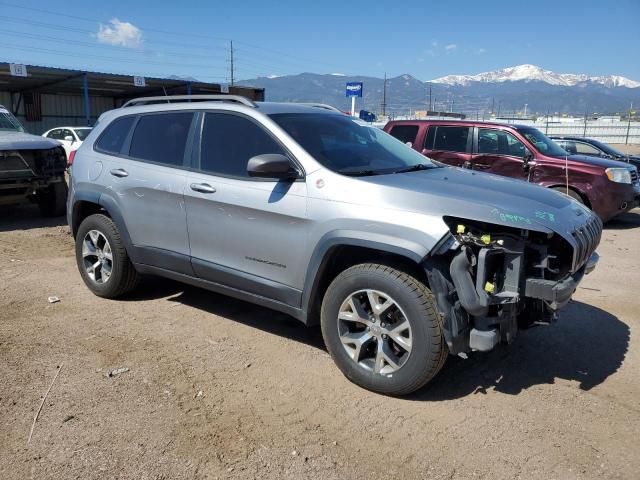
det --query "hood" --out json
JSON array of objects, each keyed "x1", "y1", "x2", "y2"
[
  {"x1": 0, "y1": 131, "x2": 61, "y2": 150},
  {"x1": 357, "y1": 166, "x2": 594, "y2": 238},
  {"x1": 563, "y1": 154, "x2": 635, "y2": 169}
]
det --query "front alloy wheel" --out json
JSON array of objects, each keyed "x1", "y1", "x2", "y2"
[
  {"x1": 321, "y1": 263, "x2": 447, "y2": 396},
  {"x1": 338, "y1": 289, "x2": 412, "y2": 375}
]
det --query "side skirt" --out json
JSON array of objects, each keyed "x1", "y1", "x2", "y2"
[{"x1": 134, "y1": 263, "x2": 307, "y2": 323}]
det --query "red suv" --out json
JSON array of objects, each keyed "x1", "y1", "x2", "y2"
[{"x1": 384, "y1": 120, "x2": 640, "y2": 221}]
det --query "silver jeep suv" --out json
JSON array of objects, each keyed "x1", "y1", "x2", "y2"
[{"x1": 68, "y1": 95, "x2": 601, "y2": 395}]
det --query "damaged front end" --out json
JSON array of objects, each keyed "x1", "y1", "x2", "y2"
[{"x1": 424, "y1": 215, "x2": 602, "y2": 355}]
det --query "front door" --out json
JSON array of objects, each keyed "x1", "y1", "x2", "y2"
[
  {"x1": 422, "y1": 125, "x2": 472, "y2": 167},
  {"x1": 184, "y1": 112, "x2": 308, "y2": 301},
  {"x1": 471, "y1": 128, "x2": 531, "y2": 181}
]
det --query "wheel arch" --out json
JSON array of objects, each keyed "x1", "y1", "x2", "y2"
[
  {"x1": 71, "y1": 192, "x2": 135, "y2": 261},
  {"x1": 548, "y1": 184, "x2": 592, "y2": 209},
  {"x1": 301, "y1": 232, "x2": 431, "y2": 326}
]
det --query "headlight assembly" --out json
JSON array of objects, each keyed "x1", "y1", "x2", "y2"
[{"x1": 605, "y1": 167, "x2": 632, "y2": 184}]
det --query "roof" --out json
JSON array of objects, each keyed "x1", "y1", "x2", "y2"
[
  {"x1": 386, "y1": 119, "x2": 535, "y2": 129},
  {"x1": 0, "y1": 63, "x2": 262, "y2": 100}
]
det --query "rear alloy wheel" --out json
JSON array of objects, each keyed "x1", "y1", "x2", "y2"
[
  {"x1": 82, "y1": 230, "x2": 113, "y2": 284},
  {"x1": 75, "y1": 214, "x2": 139, "y2": 298},
  {"x1": 321, "y1": 263, "x2": 447, "y2": 396}
]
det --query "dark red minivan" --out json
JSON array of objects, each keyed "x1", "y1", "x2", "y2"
[{"x1": 384, "y1": 120, "x2": 640, "y2": 222}]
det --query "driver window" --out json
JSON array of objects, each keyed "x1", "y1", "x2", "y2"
[
  {"x1": 478, "y1": 129, "x2": 524, "y2": 157},
  {"x1": 575, "y1": 142, "x2": 601, "y2": 156}
]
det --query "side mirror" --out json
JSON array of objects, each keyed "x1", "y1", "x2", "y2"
[
  {"x1": 523, "y1": 148, "x2": 535, "y2": 172},
  {"x1": 247, "y1": 154, "x2": 301, "y2": 179},
  {"x1": 405, "y1": 141, "x2": 413, "y2": 148},
  {"x1": 64, "y1": 135, "x2": 74, "y2": 143}
]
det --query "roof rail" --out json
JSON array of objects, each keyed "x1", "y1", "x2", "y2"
[
  {"x1": 121, "y1": 95, "x2": 257, "y2": 108},
  {"x1": 299, "y1": 103, "x2": 342, "y2": 113}
]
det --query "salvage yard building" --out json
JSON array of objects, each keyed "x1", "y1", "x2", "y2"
[{"x1": 0, "y1": 63, "x2": 265, "y2": 134}]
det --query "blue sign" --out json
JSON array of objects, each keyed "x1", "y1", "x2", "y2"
[{"x1": 346, "y1": 82, "x2": 363, "y2": 98}]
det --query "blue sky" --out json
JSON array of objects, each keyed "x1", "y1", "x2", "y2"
[{"x1": 1, "y1": 0, "x2": 639, "y2": 82}]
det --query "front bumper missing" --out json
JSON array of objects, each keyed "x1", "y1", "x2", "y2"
[{"x1": 524, "y1": 251, "x2": 599, "y2": 309}]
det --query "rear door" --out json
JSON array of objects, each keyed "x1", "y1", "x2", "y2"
[
  {"x1": 183, "y1": 111, "x2": 308, "y2": 297},
  {"x1": 97, "y1": 112, "x2": 194, "y2": 273},
  {"x1": 471, "y1": 127, "x2": 530, "y2": 180},
  {"x1": 421, "y1": 125, "x2": 472, "y2": 167}
]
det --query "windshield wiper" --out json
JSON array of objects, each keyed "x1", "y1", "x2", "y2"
[
  {"x1": 337, "y1": 169, "x2": 380, "y2": 177},
  {"x1": 393, "y1": 163, "x2": 433, "y2": 174}
]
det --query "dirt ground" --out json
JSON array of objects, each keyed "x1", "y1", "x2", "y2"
[{"x1": 0, "y1": 204, "x2": 639, "y2": 480}]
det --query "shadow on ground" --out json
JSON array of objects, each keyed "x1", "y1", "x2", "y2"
[
  {"x1": 411, "y1": 301, "x2": 629, "y2": 400},
  {"x1": 125, "y1": 279, "x2": 629, "y2": 400},
  {"x1": 125, "y1": 277, "x2": 326, "y2": 352},
  {"x1": 605, "y1": 209, "x2": 640, "y2": 230},
  {"x1": 0, "y1": 205, "x2": 67, "y2": 232}
]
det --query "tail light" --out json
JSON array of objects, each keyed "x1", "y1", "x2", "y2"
[{"x1": 67, "y1": 150, "x2": 77, "y2": 167}]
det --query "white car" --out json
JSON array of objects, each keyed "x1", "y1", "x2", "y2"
[{"x1": 42, "y1": 126, "x2": 92, "y2": 159}]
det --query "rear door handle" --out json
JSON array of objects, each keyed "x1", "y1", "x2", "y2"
[
  {"x1": 110, "y1": 168, "x2": 129, "y2": 178},
  {"x1": 190, "y1": 183, "x2": 216, "y2": 194}
]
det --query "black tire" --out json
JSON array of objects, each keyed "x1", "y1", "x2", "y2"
[
  {"x1": 552, "y1": 186, "x2": 585, "y2": 205},
  {"x1": 37, "y1": 181, "x2": 68, "y2": 217},
  {"x1": 321, "y1": 263, "x2": 447, "y2": 396},
  {"x1": 75, "y1": 214, "x2": 139, "y2": 298}
]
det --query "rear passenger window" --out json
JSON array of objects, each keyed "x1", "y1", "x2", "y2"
[
  {"x1": 433, "y1": 126, "x2": 470, "y2": 153},
  {"x1": 388, "y1": 125, "x2": 418, "y2": 145},
  {"x1": 200, "y1": 113, "x2": 286, "y2": 178},
  {"x1": 129, "y1": 113, "x2": 193, "y2": 166},
  {"x1": 95, "y1": 116, "x2": 135, "y2": 154}
]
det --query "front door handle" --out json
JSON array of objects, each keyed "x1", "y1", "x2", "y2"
[
  {"x1": 110, "y1": 168, "x2": 129, "y2": 178},
  {"x1": 190, "y1": 183, "x2": 216, "y2": 194}
]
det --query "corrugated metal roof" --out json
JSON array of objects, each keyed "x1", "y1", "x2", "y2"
[{"x1": 0, "y1": 63, "x2": 263, "y2": 100}]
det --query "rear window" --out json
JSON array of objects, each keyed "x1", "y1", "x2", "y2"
[
  {"x1": 129, "y1": 113, "x2": 193, "y2": 166},
  {"x1": 95, "y1": 116, "x2": 135, "y2": 155},
  {"x1": 388, "y1": 125, "x2": 419, "y2": 145},
  {"x1": 433, "y1": 126, "x2": 470, "y2": 153}
]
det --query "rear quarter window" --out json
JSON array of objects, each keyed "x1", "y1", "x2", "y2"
[
  {"x1": 388, "y1": 125, "x2": 419, "y2": 145},
  {"x1": 95, "y1": 116, "x2": 136, "y2": 155}
]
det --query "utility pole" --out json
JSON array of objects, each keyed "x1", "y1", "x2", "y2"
[
  {"x1": 583, "y1": 110, "x2": 588, "y2": 137},
  {"x1": 230, "y1": 40, "x2": 235, "y2": 86},
  {"x1": 429, "y1": 84, "x2": 432, "y2": 112},
  {"x1": 381, "y1": 73, "x2": 387, "y2": 116},
  {"x1": 626, "y1": 102, "x2": 633, "y2": 145}
]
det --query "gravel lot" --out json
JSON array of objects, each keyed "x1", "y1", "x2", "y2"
[{"x1": 1, "y1": 205, "x2": 639, "y2": 479}]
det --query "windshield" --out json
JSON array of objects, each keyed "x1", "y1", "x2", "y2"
[
  {"x1": 0, "y1": 109, "x2": 25, "y2": 133},
  {"x1": 517, "y1": 127, "x2": 568, "y2": 157},
  {"x1": 74, "y1": 128, "x2": 92, "y2": 141},
  {"x1": 588, "y1": 139, "x2": 624, "y2": 157},
  {"x1": 269, "y1": 113, "x2": 436, "y2": 175}
]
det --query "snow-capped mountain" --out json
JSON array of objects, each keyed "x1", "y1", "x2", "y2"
[{"x1": 431, "y1": 64, "x2": 640, "y2": 89}]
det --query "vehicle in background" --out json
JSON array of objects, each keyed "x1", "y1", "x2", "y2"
[
  {"x1": 43, "y1": 126, "x2": 92, "y2": 162},
  {"x1": 550, "y1": 136, "x2": 640, "y2": 170},
  {"x1": 384, "y1": 120, "x2": 640, "y2": 222},
  {"x1": 0, "y1": 105, "x2": 68, "y2": 216},
  {"x1": 68, "y1": 95, "x2": 601, "y2": 395}
]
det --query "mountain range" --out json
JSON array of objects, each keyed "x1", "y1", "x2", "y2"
[{"x1": 239, "y1": 64, "x2": 640, "y2": 116}]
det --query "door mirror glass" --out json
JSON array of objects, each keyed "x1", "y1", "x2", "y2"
[
  {"x1": 64, "y1": 135, "x2": 74, "y2": 143},
  {"x1": 247, "y1": 154, "x2": 300, "y2": 179},
  {"x1": 523, "y1": 147, "x2": 534, "y2": 162}
]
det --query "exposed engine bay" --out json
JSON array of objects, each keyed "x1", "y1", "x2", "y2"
[{"x1": 424, "y1": 216, "x2": 602, "y2": 354}]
